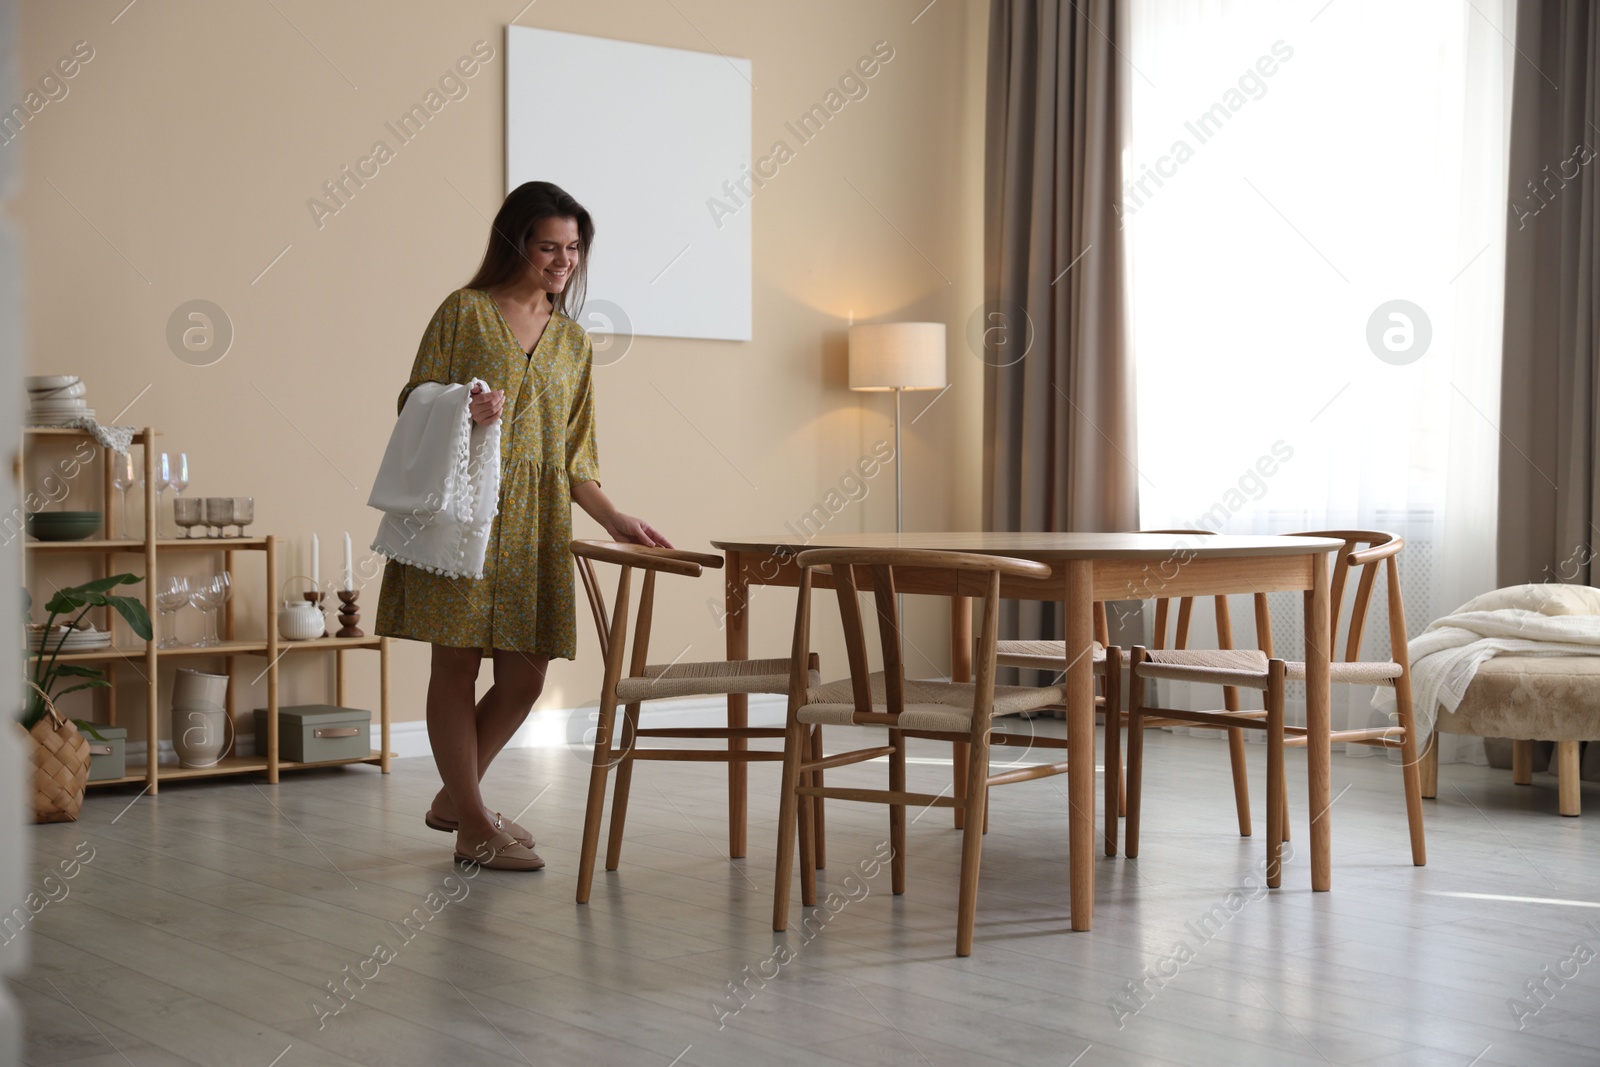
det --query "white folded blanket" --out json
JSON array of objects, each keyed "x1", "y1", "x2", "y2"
[
  {"x1": 367, "y1": 379, "x2": 501, "y2": 580},
  {"x1": 1376, "y1": 607, "x2": 1600, "y2": 738}
]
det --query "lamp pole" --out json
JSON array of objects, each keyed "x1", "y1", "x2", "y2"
[{"x1": 894, "y1": 386, "x2": 904, "y2": 534}]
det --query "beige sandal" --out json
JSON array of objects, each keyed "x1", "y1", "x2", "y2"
[
  {"x1": 455, "y1": 830, "x2": 544, "y2": 871},
  {"x1": 426, "y1": 809, "x2": 534, "y2": 847}
]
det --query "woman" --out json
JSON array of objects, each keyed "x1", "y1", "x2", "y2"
[{"x1": 376, "y1": 181, "x2": 670, "y2": 871}]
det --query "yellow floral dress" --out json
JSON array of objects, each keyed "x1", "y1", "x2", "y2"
[{"x1": 375, "y1": 287, "x2": 600, "y2": 657}]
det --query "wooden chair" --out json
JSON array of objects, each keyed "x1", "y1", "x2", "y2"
[
  {"x1": 571, "y1": 540, "x2": 823, "y2": 904},
  {"x1": 771, "y1": 548, "x2": 1084, "y2": 956},
  {"x1": 1124, "y1": 530, "x2": 1426, "y2": 888},
  {"x1": 992, "y1": 530, "x2": 1256, "y2": 856}
]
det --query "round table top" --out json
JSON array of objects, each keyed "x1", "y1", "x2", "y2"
[{"x1": 710, "y1": 531, "x2": 1348, "y2": 560}]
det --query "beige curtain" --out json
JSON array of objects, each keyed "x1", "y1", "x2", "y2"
[
  {"x1": 1499, "y1": 0, "x2": 1600, "y2": 587},
  {"x1": 983, "y1": 0, "x2": 1138, "y2": 647}
]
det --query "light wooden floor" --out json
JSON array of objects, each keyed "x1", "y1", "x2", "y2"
[{"x1": 9, "y1": 725, "x2": 1600, "y2": 1067}]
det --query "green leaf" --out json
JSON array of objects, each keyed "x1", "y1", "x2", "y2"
[
  {"x1": 103, "y1": 594, "x2": 152, "y2": 640},
  {"x1": 52, "y1": 664, "x2": 106, "y2": 680},
  {"x1": 72, "y1": 720, "x2": 106, "y2": 741},
  {"x1": 51, "y1": 680, "x2": 111, "y2": 699},
  {"x1": 42, "y1": 574, "x2": 141, "y2": 616}
]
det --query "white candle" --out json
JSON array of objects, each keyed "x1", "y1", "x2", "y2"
[
  {"x1": 311, "y1": 532, "x2": 320, "y2": 586},
  {"x1": 343, "y1": 532, "x2": 353, "y2": 591}
]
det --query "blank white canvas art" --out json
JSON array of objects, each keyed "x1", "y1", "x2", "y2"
[{"x1": 506, "y1": 26, "x2": 752, "y2": 342}]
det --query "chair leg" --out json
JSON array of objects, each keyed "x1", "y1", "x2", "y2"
[
  {"x1": 1119, "y1": 748, "x2": 1127, "y2": 817},
  {"x1": 798, "y1": 754, "x2": 818, "y2": 907},
  {"x1": 1419, "y1": 730, "x2": 1438, "y2": 799},
  {"x1": 604, "y1": 701, "x2": 643, "y2": 872},
  {"x1": 1125, "y1": 650, "x2": 1147, "y2": 858},
  {"x1": 1227, "y1": 728, "x2": 1253, "y2": 838},
  {"x1": 808, "y1": 725, "x2": 827, "y2": 870},
  {"x1": 1393, "y1": 688, "x2": 1427, "y2": 864},
  {"x1": 1558, "y1": 740, "x2": 1581, "y2": 817},
  {"x1": 889, "y1": 732, "x2": 908, "y2": 895},
  {"x1": 952, "y1": 741, "x2": 969, "y2": 829},
  {"x1": 1266, "y1": 663, "x2": 1285, "y2": 889},
  {"x1": 576, "y1": 692, "x2": 620, "y2": 904},
  {"x1": 772, "y1": 718, "x2": 808, "y2": 931},
  {"x1": 1103, "y1": 658, "x2": 1122, "y2": 856},
  {"x1": 955, "y1": 729, "x2": 992, "y2": 957}
]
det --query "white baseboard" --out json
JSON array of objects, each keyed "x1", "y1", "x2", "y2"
[{"x1": 125, "y1": 695, "x2": 792, "y2": 766}]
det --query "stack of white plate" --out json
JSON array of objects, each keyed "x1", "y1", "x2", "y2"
[
  {"x1": 26, "y1": 375, "x2": 95, "y2": 425},
  {"x1": 29, "y1": 624, "x2": 113, "y2": 653}
]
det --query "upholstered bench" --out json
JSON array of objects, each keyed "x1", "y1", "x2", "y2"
[
  {"x1": 1421, "y1": 656, "x2": 1600, "y2": 815},
  {"x1": 1417, "y1": 583, "x2": 1600, "y2": 816}
]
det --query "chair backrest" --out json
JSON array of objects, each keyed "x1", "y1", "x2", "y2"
[
  {"x1": 1141, "y1": 529, "x2": 1220, "y2": 650},
  {"x1": 791, "y1": 547, "x2": 1052, "y2": 721},
  {"x1": 1254, "y1": 530, "x2": 1409, "y2": 666},
  {"x1": 570, "y1": 540, "x2": 724, "y2": 679}
]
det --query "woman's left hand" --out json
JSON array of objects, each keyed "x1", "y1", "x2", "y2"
[{"x1": 605, "y1": 513, "x2": 673, "y2": 549}]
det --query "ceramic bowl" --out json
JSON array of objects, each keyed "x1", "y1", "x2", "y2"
[
  {"x1": 27, "y1": 511, "x2": 103, "y2": 541},
  {"x1": 28, "y1": 380, "x2": 87, "y2": 400},
  {"x1": 25, "y1": 375, "x2": 81, "y2": 391}
]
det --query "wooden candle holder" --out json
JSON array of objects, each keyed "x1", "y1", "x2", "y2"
[{"x1": 336, "y1": 590, "x2": 364, "y2": 638}]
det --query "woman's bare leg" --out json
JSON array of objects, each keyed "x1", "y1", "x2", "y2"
[
  {"x1": 426, "y1": 644, "x2": 499, "y2": 839},
  {"x1": 430, "y1": 649, "x2": 549, "y2": 822}
]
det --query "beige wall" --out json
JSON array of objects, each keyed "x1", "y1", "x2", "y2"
[{"x1": 14, "y1": 0, "x2": 988, "y2": 746}]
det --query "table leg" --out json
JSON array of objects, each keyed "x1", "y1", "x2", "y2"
[
  {"x1": 1304, "y1": 551, "x2": 1332, "y2": 891},
  {"x1": 950, "y1": 595, "x2": 972, "y2": 829},
  {"x1": 726, "y1": 551, "x2": 749, "y2": 858},
  {"x1": 1065, "y1": 560, "x2": 1095, "y2": 931}
]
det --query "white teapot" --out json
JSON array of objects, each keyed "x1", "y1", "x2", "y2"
[{"x1": 277, "y1": 577, "x2": 326, "y2": 641}]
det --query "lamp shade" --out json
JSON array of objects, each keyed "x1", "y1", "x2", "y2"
[{"x1": 848, "y1": 322, "x2": 947, "y2": 391}]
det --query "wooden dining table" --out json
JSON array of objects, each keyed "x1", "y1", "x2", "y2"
[{"x1": 710, "y1": 531, "x2": 1346, "y2": 931}]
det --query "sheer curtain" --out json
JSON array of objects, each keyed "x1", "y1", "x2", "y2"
[{"x1": 1126, "y1": 0, "x2": 1516, "y2": 763}]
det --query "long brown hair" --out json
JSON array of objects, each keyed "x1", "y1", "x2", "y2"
[{"x1": 465, "y1": 181, "x2": 594, "y2": 318}]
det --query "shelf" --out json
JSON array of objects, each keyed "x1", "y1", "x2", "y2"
[
  {"x1": 31, "y1": 636, "x2": 383, "y2": 662},
  {"x1": 28, "y1": 640, "x2": 269, "y2": 662},
  {"x1": 26, "y1": 537, "x2": 271, "y2": 551},
  {"x1": 85, "y1": 751, "x2": 386, "y2": 788},
  {"x1": 25, "y1": 427, "x2": 152, "y2": 441},
  {"x1": 251, "y1": 636, "x2": 385, "y2": 653}
]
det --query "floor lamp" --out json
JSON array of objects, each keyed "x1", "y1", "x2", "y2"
[{"x1": 847, "y1": 322, "x2": 948, "y2": 535}]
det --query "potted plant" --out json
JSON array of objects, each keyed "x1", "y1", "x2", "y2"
[{"x1": 21, "y1": 574, "x2": 152, "y2": 822}]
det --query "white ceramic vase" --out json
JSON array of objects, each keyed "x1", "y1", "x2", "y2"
[{"x1": 171, "y1": 668, "x2": 230, "y2": 768}]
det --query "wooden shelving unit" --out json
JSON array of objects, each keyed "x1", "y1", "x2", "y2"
[{"x1": 22, "y1": 427, "x2": 391, "y2": 793}]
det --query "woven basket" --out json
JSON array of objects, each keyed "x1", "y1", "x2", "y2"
[{"x1": 25, "y1": 683, "x2": 89, "y2": 824}]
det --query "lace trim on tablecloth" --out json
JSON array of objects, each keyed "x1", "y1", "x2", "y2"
[{"x1": 27, "y1": 417, "x2": 135, "y2": 454}]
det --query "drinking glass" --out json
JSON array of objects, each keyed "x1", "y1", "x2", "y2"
[
  {"x1": 228, "y1": 497, "x2": 254, "y2": 538},
  {"x1": 203, "y1": 497, "x2": 229, "y2": 538},
  {"x1": 153, "y1": 453, "x2": 172, "y2": 538},
  {"x1": 111, "y1": 452, "x2": 136, "y2": 540},
  {"x1": 156, "y1": 575, "x2": 190, "y2": 649},
  {"x1": 173, "y1": 497, "x2": 205, "y2": 539},
  {"x1": 212, "y1": 572, "x2": 232, "y2": 639},
  {"x1": 188, "y1": 574, "x2": 224, "y2": 647},
  {"x1": 171, "y1": 453, "x2": 190, "y2": 499}
]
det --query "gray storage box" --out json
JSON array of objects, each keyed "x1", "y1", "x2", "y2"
[
  {"x1": 253, "y1": 705, "x2": 371, "y2": 763},
  {"x1": 82, "y1": 724, "x2": 128, "y2": 781}
]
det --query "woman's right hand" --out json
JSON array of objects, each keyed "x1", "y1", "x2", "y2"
[{"x1": 469, "y1": 383, "x2": 505, "y2": 425}]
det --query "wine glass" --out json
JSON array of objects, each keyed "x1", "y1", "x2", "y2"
[
  {"x1": 111, "y1": 451, "x2": 136, "y2": 540},
  {"x1": 171, "y1": 453, "x2": 190, "y2": 500},
  {"x1": 152, "y1": 453, "x2": 172, "y2": 538},
  {"x1": 173, "y1": 497, "x2": 204, "y2": 539},
  {"x1": 156, "y1": 575, "x2": 190, "y2": 649},
  {"x1": 228, "y1": 497, "x2": 254, "y2": 538},
  {"x1": 188, "y1": 575, "x2": 224, "y2": 648},
  {"x1": 212, "y1": 572, "x2": 232, "y2": 639},
  {"x1": 204, "y1": 497, "x2": 229, "y2": 538}
]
